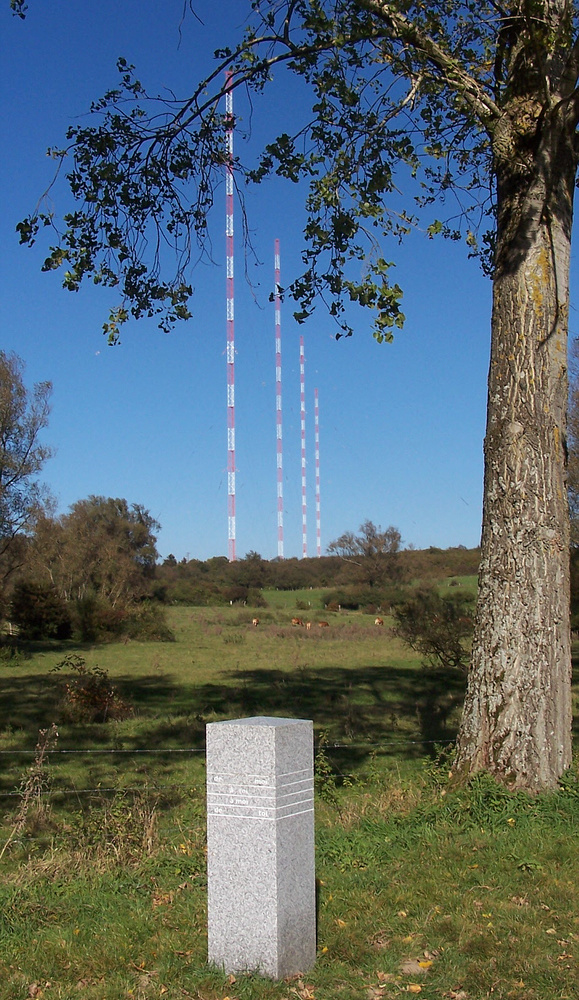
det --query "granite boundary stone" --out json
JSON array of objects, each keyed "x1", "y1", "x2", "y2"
[{"x1": 206, "y1": 716, "x2": 316, "y2": 978}]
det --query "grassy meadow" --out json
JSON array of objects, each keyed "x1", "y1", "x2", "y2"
[{"x1": 1, "y1": 590, "x2": 578, "y2": 1000}]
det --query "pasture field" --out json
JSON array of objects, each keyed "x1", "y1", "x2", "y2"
[{"x1": 0, "y1": 598, "x2": 578, "y2": 1000}]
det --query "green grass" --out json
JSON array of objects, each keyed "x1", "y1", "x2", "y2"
[
  {"x1": 0, "y1": 603, "x2": 578, "y2": 1000},
  {"x1": 436, "y1": 574, "x2": 478, "y2": 597},
  {"x1": 261, "y1": 586, "x2": 333, "y2": 610}
]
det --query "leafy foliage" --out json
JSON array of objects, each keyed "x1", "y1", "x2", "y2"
[
  {"x1": 9, "y1": 0, "x2": 27, "y2": 18},
  {"x1": 52, "y1": 653, "x2": 132, "y2": 723},
  {"x1": 0, "y1": 352, "x2": 52, "y2": 603},
  {"x1": 392, "y1": 587, "x2": 474, "y2": 670},
  {"x1": 10, "y1": 580, "x2": 71, "y2": 640},
  {"x1": 30, "y1": 496, "x2": 159, "y2": 608},
  {"x1": 15, "y1": 1, "x2": 509, "y2": 341}
]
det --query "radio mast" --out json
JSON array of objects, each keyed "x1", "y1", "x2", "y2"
[
  {"x1": 225, "y1": 73, "x2": 236, "y2": 561},
  {"x1": 274, "y1": 240, "x2": 284, "y2": 559},
  {"x1": 300, "y1": 335, "x2": 307, "y2": 558},
  {"x1": 315, "y1": 387, "x2": 321, "y2": 557}
]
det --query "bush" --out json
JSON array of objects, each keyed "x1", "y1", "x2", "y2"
[
  {"x1": 392, "y1": 588, "x2": 474, "y2": 670},
  {"x1": 224, "y1": 585, "x2": 249, "y2": 605},
  {"x1": 323, "y1": 589, "x2": 360, "y2": 610},
  {"x1": 71, "y1": 596, "x2": 174, "y2": 642},
  {"x1": 323, "y1": 585, "x2": 408, "y2": 613},
  {"x1": 247, "y1": 588, "x2": 267, "y2": 608},
  {"x1": 52, "y1": 653, "x2": 132, "y2": 723},
  {"x1": 10, "y1": 581, "x2": 72, "y2": 640},
  {"x1": 71, "y1": 594, "x2": 127, "y2": 642},
  {"x1": 167, "y1": 581, "x2": 224, "y2": 605},
  {"x1": 123, "y1": 601, "x2": 175, "y2": 641}
]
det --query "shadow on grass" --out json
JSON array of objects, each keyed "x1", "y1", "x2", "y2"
[
  {"x1": 1, "y1": 651, "x2": 577, "y2": 800},
  {"x1": 0, "y1": 660, "x2": 466, "y2": 794}
]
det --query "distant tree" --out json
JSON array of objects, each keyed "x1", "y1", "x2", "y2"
[
  {"x1": 0, "y1": 352, "x2": 52, "y2": 615},
  {"x1": 31, "y1": 496, "x2": 159, "y2": 607},
  {"x1": 234, "y1": 550, "x2": 270, "y2": 590},
  {"x1": 328, "y1": 520, "x2": 402, "y2": 587}
]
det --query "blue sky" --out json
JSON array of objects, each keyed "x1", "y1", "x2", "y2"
[{"x1": 2, "y1": 0, "x2": 562, "y2": 563}]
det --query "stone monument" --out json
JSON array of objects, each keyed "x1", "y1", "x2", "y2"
[{"x1": 206, "y1": 716, "x2": 316, "y2": 978}]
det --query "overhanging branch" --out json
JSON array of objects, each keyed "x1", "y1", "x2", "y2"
[{"x1": 353, "y1": 0, "x2": 501, "y2": 128}]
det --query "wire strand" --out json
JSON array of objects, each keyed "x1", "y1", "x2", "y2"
[{"x1": 0, "y1": 738, "x2": 455, "y2": 756}]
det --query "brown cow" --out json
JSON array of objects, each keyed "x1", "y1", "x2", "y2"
[
  {"x1": 374, "y1": 617, "x2": 384, "y2": 626},
  {"x1": 306, "y1": 621, "x2": 312, "y2": 630},
  {"x1": 252, "y1": 618, "x2": 259, "y2": 627},
  {"x1": 291, "y1": 617, "x2": 304, "y2": 627},
  {"x1": 318, "y1": 621, "x2": 329, "y2": 628}
]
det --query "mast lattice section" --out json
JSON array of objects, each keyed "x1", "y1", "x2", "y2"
[
  {"x1": 225, "y1": 74, "x2": 236, "y2": 562},
  {"x1": 300, "y1": 336, "x2": 307, "y2": 558},
  {"x1": 315, "y1": 387, "x2": 321, "y2": 558},
  {"x1": 274, "y1": 239, "x2": 284, "y2": 559}
]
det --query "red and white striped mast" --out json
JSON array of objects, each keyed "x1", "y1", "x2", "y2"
[
  {"x1": 300, "y1": 335, "x2": 307, "y2": 558},
  {"x1": 225, "y1": 72, "x2": 236, "y2": 562},
  {"x1": 274, "y1": 239, "x2": 284, "y2": 559},
  {"x1": 315, "y1": 387, "x2": 321, "y2": 557}
]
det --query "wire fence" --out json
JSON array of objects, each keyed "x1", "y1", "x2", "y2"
[{"x1": 0, "y1": 737, "x2": 456, "y2": 800}]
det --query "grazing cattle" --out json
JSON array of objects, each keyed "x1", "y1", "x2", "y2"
[
  {"x1": 306, "y1": 621, "x2": 312, "y2": 630},
  {"x1": 252, "y1": 618, "x2": 259, "y2": 627},
  {"x1": 291, "y1": 617, "x2": 304, "y2": 627},
  {"x1": 318, "y1": 621, "x2": 329, "y2": 628},
  {"x1": 374, "y1": 617, "x2": 384, "y2": 626}
]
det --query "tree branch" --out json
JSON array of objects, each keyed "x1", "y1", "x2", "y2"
[{"x1": 352, "y1": 0, "x2": 501, "y2": 127}]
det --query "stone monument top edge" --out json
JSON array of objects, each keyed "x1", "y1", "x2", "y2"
[{"x1": 207, "y1": 716, "x2": 312, "y2": 728}]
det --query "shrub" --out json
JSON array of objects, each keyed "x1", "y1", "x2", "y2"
[
  {"x1": 167, "y1": 580, "x2": 224, "y2": 605},
  {"x1": 247, "y1": 588, "x2": 267, "y2": 608},
  {"x1": 10, "y1": 581, "x2": 71, "y2": 640},
  {"x1": 71, "y1": 596, "x2": 174, "y2": 642},
  {"x1": 323, "y1": 589, "x2": 359, "y2": 610},
  {"x1": 392, "y1": 588, "x2": 474, "y2": 670},
  {"x1": 52, "y1": 653, "x2": 132, "y2": 723},
  {"x1": 323, "y1": 585, "x2": 408, "y2": 613},
  {"x1": 224, "y1": 585, "x2": 249, "y2": 605},
  {"x1": 123, "y1": 601, "x2": 175, "y2": 641},
  {"x1": 71, "y1": 594, "x2": 128, "y2": 641}
]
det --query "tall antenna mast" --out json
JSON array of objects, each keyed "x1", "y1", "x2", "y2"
[
  {"x1": 225, "y1": 73, "x2": 236, "y2": 562},
  {"x1": 315, "y1": 387, "x2": 321, "y2": 557},
  {"x1": 300, "y1": 335, "x2": 307, "y2": 558},
  {"x1": 274, "y1": 239, "x2": 284, "y2": 559}
]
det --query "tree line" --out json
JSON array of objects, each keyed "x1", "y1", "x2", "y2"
[
  {"x1": 5, "y1": 346, "x2": 579, "y2": 641},
  {"x1": 0, "y1": 350, "x2": 482, "y2": 640}
]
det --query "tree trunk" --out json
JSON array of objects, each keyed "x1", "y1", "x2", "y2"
[{"x1": 455, "y1": 107, "x2": 576, "y2": 791}]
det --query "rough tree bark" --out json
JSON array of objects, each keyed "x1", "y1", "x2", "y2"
[{"x1": 456, "y1": 82, "x2": 577, "y2": 789}]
